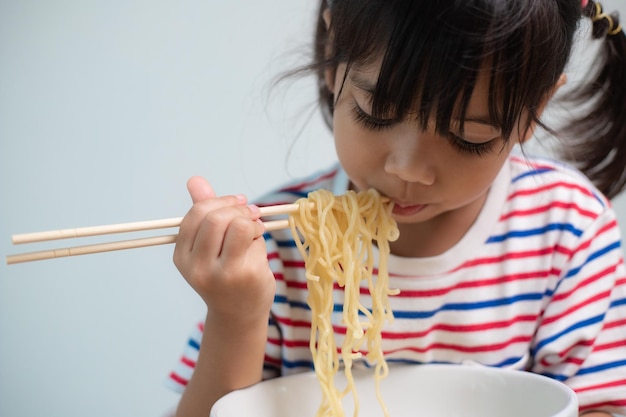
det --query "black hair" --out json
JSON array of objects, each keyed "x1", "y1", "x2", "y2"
[{"x1": 308, "y1": 0, "x2": 626, "y2": 199}]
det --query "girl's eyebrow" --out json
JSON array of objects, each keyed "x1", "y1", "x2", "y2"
[
  {"x1": 463, "y1": 117, "x2": 498, "y2": 127},
  {"x1": 455, "y1": 117, "x2": 502, "y2": 132},
  {"x1": 350, "y1": 73, "x2": 377, "y2": 94}
]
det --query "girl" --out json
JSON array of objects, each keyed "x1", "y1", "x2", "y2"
[{"x1": 167, "y1": 1, "x2": 626, "y2": 416}]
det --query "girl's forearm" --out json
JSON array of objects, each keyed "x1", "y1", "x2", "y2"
[{"x1": 175, "y1": 313, "x2": 268, "y2": 417}]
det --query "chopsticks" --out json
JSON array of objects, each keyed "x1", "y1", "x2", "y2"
[{"x1": 6, "y1": 203, "x2": 307, "y2": 265}]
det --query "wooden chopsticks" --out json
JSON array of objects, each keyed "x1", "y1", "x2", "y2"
[{"x1": 6, "y1": 203, "x2": 306, "y2": 265}]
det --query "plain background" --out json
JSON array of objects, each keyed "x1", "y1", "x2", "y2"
[{"x1": 0, "y1": 1, "x2": 624, "y2": 416}]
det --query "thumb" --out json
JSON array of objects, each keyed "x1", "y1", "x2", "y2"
[{"x1": 186, "y1": 176, "x2": 216, "y2": 203}]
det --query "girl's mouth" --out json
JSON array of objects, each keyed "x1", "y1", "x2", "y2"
[{"x1": 391, "y1": 202, "x2": 426, "y2": 216}]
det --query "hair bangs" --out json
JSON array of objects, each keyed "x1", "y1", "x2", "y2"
[{"x1": 329, "y1": 0, "x2": 574, "y2": 140}]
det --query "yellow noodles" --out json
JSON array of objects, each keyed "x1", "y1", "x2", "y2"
[{"x1": 289, "y1": 189, "x2": 400, "y2": 417}]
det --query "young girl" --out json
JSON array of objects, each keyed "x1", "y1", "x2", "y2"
[{"x1": 166, "y1": 1, "x2": 626, "y2": 416}]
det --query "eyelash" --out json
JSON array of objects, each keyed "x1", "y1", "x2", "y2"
[
  {"x1": 446, "y1": 133, "x2": 495, "y2": 157},
  {"x1": 351, "y1": 103, "x2": 395, "y2": 131},
  {"x1": 352, "y1": 102, "x2": 495, "y2": 157}
]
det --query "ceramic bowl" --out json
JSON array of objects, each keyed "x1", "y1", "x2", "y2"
[{"x1": 210, "y1": 363, "x2": 578, "y2": 417}]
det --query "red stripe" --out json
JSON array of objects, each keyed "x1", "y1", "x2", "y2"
[
  {"x1": 272, "y1": 312, "x2": 538, "y2": 339},
  {"x1": 180, "y1": 356, "x2": 196, "y2": 368},
  {"x1": 286, "y1": 247, "x2": 569, "y2": 278},
  {"x1": 168, "y1": 372, "x2": 188, "y2": 386},
  {"x1": 509, "y1": 156, "x2": 555, "y2": 171},
  {"x1": 499, "y1": 201, "x2": 598, "y2": 221},
  {"x1": 264, "y1": 354, "x2": 282, "y2": 366},
  {"x1": 272, "y1": 315, "x2": 312, "y2": 328},
  {"x1": 282, "y1": 264, "x2": 558, "y2": 298},
  {"x1": 396, "y1": 270, "x2": 553, "y2": 298},
  {"x1": 381, "y1": 314, "x2": 538, "y2": 339},
  {"x1": 542, "y1": 290, "x2": 612, "y2": 326},
  {"x1": 604, "y1": 318, "x2": 626, "y2": 330},
  {"x1": 552, "y1": 264, "x2": 619, "y2": 303},
  {"x1": 273, "y1": 335, "x2": 534, "y2": 356},
  {"x1": 575, "y1": 378, "x2": 626, "y2": 393},
  {"x1": 273, "y1": 313, "x2": 538, "y2": 352},
  {"x1": 383, "y1": 335, "x2": 533, "y2": 355},
  {"x1": 592, "y1": 339, "x2": 626, "y2": 353},
  {"x1": 455, "y1": 246, "x2": 569, "y2": 272},
  {"x1": 267, "y1": 336, "x2": 283, "y2": 347},
  {"x1": 284, "y1": 260, "x2": 305, "y2": 268},
  {"x1": 569, "y1": 220, "x2": 618, "y2": 255},
  {"x1": 539, "y1": 339, "x2": 594, "y2": 367},
  {"x1": 507, "y1": 181, "x2": 596, "y2": 201},
  {"x1": 579, "y1": 399, "x2": 626, "y2": 412}
]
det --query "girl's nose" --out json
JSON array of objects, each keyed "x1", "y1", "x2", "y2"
[{"x1": 384, "y1": 126, "x2": 436, "y2": 185}]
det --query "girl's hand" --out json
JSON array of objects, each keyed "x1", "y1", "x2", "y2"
[{"x1": 173, "y1": 176, "x2": 276, "y2": 321}]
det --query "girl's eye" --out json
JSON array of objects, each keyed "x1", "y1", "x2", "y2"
[
  {"x1": 352, "y1": 103, "x2": 395, "y2": 131},
  {"x1": 446, "y1": 132, "x2": 496, "y2": 157}
]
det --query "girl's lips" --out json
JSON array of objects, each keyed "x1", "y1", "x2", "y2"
[{"x1": 392, "y1": 202, "x2": 426, "y2": 216}]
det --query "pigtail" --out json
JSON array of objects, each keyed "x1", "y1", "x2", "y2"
[{"x1": 558, "y1": 1, "x2": 626, "y2": 199}]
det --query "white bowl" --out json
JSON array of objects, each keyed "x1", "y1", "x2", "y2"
[{"x1": 210, "y1": 364, "x2": 578, "y2": 417}]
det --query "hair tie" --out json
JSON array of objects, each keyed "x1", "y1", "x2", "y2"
[{"x1": 588, "y1": 2, "x2": 622, "y2": 37}]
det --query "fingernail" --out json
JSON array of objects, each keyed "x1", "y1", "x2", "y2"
[{"x1": 248, "y1": 204, "x2": 260, "y2": 216}]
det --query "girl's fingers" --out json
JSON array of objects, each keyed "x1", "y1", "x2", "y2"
[
  {"x1": 176, "y1": 194, "x2": 248, "y2": 253},
  {"x1": 187, "y1": 176, "x2": 216, "y2": 203},
  {"x1": 219, "y1": 215, "x2": 265, "y2": 265},
  {"x1": 190, "y1": 205, "x2": 255, "y2": 261}
]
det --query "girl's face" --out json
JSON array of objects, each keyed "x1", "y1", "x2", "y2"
[{"x1": 331, "y1": 63, "x2": 529, "y2": 252}]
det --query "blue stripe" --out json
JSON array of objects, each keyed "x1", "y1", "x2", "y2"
[
  {"x1": 512, "y1": 167, "x2": 554, "y2": 183},
  {"x1": 279, "y1": 190, "x2": 309, "y2": 198},
  {"x1": 543, "y1": 358, "x2": 626, "y2": 382},
  {"x1": 281, "y1": 358, "x2": 315, "y2": 369},
  {"x1": 545, "y1": 241, "x2": 622, "y2": 298},
  {"x1": 276, "y1": 239, "x2": 297, "y2": 248},
  {"x1": 275, "y1": 293, "x2": 543, "y2": 318},
  {"x1": 386, "y1": 358, "x2": 425, "y2": 366},
  {"x1": 611, "y1": 297, "x2": 626, "y2": 308},
  {"x1": 539, "y1": 371, "x2": 568, "y2": 382},
  {"x1": 577, "y1": 358, "x2": 626, "y2": 376},
  {"x1": 393, "y1": 293, "x2": 543, "y2": 319},
  {"x1": 487, "y1": 223, "x2": 583, "y2": 243},
  {"x1": 274, "y1": 295, "x2": 311, "y2": 311},
  {"x1": 491, "y1": 356, "x2": 526, "y2": 368},
  {"x1": 563, "y1": 241, "x2": 622, "y2": 279},
  {"x1": 282, "y1": 357, "x2": 529, "y2": 369},
  {"x1": 263, "y1": 364, "x2": 281, "y2": 373},
  {"x1": 188, "y1": 338, "x2": 200, "y2": 351},
  {"x1": 532, "y1": 313, "x2": 605, "y2": 353}
]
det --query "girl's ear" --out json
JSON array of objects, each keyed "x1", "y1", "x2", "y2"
[
  {"x1": 323, "y1": 8, "x2": 331, "y2": 30},
  {"x1": 322, "y1": 8, "x2": 336, "y2": 93},
  {"x1": 555, "y1": 73, "x2": 567, "y2": 90}
]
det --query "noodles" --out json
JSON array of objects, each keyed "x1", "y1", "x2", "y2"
[{"x1": 288, "y1": 189, "x2": 400, "y2": 417}]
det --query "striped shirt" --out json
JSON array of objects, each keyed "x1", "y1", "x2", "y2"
[{"x1": 166, "y1": 154, "x2": 626, "y2": 415}]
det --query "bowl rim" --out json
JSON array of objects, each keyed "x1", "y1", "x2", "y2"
[{"x1": 210, "y1": 363, "x2": 579, "y2": 417}]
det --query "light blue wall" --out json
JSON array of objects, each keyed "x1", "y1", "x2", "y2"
[{"x1": 1, "y1": 1, "x2": 624, "y2": 416}]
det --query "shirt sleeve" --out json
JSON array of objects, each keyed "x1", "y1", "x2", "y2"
[
  {"x1": 164, "y1": 321, "x2": 203, "y2": 393},
  {"x1": 530, "y1": 207, "x2": 626, "y2": 415}
]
